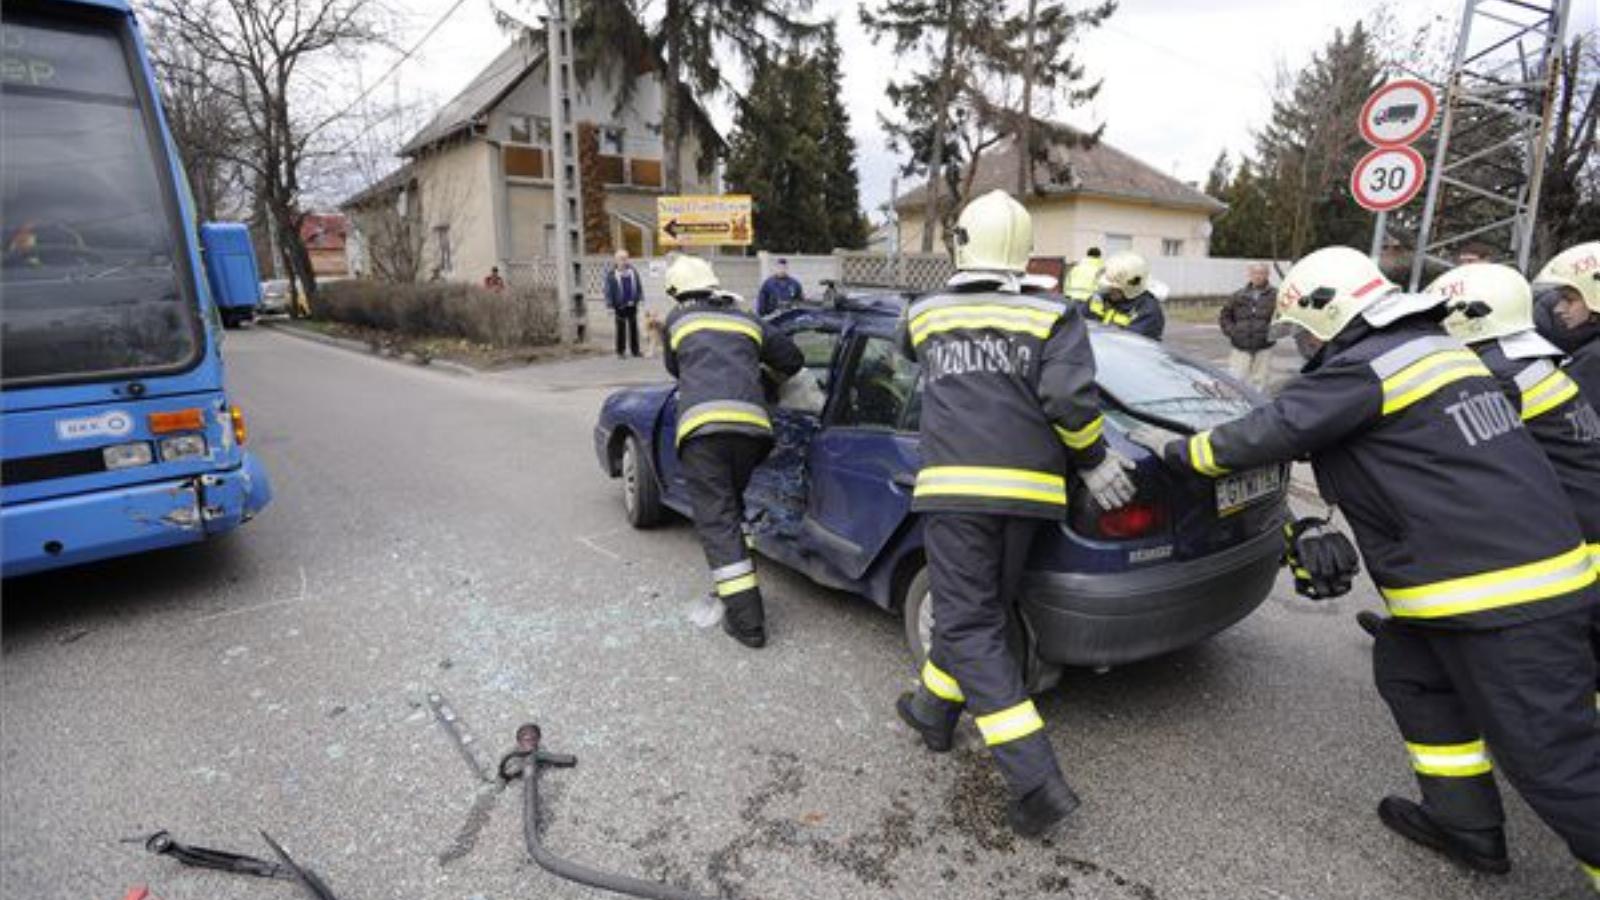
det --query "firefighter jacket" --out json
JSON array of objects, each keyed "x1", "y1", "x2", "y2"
[
  {"x1": 1165, "y1": 313, "x2": 1596, "y2": 629},
  {"x1": 1474, "y1": 337, "x2": 1600, "y2": 554},
  {"x1": 664, "y1": 295, "x2": 803, "y2": 447},
  {"x1": 898, "y1": 275, "x2": 1108, "y2": 519},
  {"x1": 1566, "y1": 334, "x2": 1600, "y2": 408},
  {"x1": 1064, "y1": 258, "x2": 1103, "y2": 302},
  {"x1": 1087, "y1": 290, "x2": 1165, "y2": 340}
]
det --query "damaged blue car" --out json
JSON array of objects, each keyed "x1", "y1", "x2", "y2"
[{"x1": 595, "y1": 293, "x2": 1288, "y2": 688}]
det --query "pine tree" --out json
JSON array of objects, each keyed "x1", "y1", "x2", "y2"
[{"x1": 816, "y1": 25, "x2": 870, "y2": 249}]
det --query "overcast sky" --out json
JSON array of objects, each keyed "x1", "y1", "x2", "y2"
[{"x1": 361, "y1": 0, "x2": 1599, "y2": 216}]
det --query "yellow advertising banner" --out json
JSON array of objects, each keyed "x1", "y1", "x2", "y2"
[{"x1": 656, "y1": 195, "x2": 754, "y2": 247}]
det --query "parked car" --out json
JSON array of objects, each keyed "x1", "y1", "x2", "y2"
[
  {"x1": 594, "y1": 293, "x2": 1288, "y2": 689},
  {"x1": 258, "y1": 279, "x2": 292, "y2": 316}
]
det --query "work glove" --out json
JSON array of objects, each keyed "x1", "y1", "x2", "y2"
[
  {"x1": 1283, "y1": 517, "x2": 1360, "y2": 600},
  {"x1": 1126, "y1": 424, "x2": 1181, "y2": 456},
  {"x1": 1079, "y1": 450, "x2": 1138, "y2": 511}
]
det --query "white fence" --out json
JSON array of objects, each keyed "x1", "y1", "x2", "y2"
[{"x1": 1148, "y1": 257, "x2": 1290, "y2": 300}]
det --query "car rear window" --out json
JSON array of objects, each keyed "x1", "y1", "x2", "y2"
[{"x1": 1090, "y1": 328, "x2": 1256, "y2": 430}]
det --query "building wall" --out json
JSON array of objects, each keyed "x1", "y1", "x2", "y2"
[
  {"x1": 413, "y1": 139, "x2": 496, "y2": 282},
  {"x1": 897, "y1": 195, "x2": 1215, "y2": 262}
]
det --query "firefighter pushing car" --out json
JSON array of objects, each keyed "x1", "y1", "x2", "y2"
[
  {"x1": 1163, "y1": 246, "x2": 1600, "y2": 893},
  {"x1": 894, "y1": 190, "x2": 1138, "y2": 839}
]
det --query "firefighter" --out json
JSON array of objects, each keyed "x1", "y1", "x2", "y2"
[
  {"x1": 894, "y1": 190, "x2": 1138, "y2": 838},
  {"x1": 1535, "y1": 242, "x2": 1600, "y2": 405},
  {"x1": 1087, "y1": 251, "x2": 1165, "y2": 339},
  {"x1": 662, "y1": 255, "x2": 803, "y2": 649},
  {"x1": 1063, "y1": 247, "x2": 1103, "y2": 303},
  {"x1": 1163, "y1": 246, "x2": 1600, "y2": 892}
]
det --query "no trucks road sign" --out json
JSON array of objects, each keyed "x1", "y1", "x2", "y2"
[
  {"x1": 1351, "y1": 146, "x2": 1426, "y2": 212},
  {"x1": 1359, "y1": 79, "x2": 1437, "y2": 147}
]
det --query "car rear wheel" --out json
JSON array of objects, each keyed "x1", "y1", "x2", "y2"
[
  {"x1": 899, "y1": 562, "x2": 1062, "y2": 695},
  {"x1": 621, "y1": 433, "x2": 664, "y2": 528}
]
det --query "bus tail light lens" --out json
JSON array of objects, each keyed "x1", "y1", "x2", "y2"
[
  {"x1": 149, "y1": 408, "x2": 205, "y2": 434},
  {"x1": 158, "y1": 434, "x2": 207, "y2": 461},
  {"x1": 103, "y1": 442, "x2": 154, "y2": 470},
  {"x1": 230, "y1": 406, "x2": 247, "y2": 445}
]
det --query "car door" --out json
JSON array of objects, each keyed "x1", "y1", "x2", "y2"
[
  {"x1": 743, "y1": 323, "x2": 843, "y2": 551},
  {"x1": 802, "y1": 332, "x2": 923, "y2": 580}
]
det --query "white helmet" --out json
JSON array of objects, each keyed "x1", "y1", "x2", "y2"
[
  {"x1": 953, "y1": 190, "x2": 1032, "y2": 273},
  {"x1": 664, "y1": 255, "x2": 718, "y2": 299},
  {"x1": 1428, "y1": 263, "x2": 1534, "y2": 344},
  {"x1": 1274, "y1": 246, "x2": 1398, "y2": 341},
  {"x1": 1098, "y1": 251, "x2": 1150, "y2": 299},
  {"x1": 1533, "y1": 241, "x2": 1600, "y2": 314}
]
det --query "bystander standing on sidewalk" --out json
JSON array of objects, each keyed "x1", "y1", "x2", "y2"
[
  {"x1": 756, "y1": 257, "x2": 805, "y2": 317},
  {"x1": 604, "y1": 249, "x2": 643, "y2": 358},
  {"x1": 1218, "y1": 262, "x2": 1277, "y2": 390}
]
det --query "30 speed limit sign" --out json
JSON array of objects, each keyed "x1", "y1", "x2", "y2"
[{"x1": 1350, "y1": 146, "x2": 1426, "y2": 212}]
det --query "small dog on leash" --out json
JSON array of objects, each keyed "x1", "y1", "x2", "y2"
[{"x1": 642, "y1": 310, "x2": 666, "y2": 357}]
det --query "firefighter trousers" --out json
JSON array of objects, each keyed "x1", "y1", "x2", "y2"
[
  {"x1": 1373, "y1": 604, "x2": 1600, "y2": 873},
  {"x1": 679, "y1": 432, "x2": 772, "y2": 633},
  {"x1": 921, "y1": 512, "x2": 1064, "y2": 796}
]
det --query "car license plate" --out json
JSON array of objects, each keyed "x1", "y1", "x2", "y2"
[{"x1": 1215, "y1": 465, "x2": 1285, "y2": 515}]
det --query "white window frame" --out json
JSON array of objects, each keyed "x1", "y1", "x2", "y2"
[
  {"x1": 433, "y1": 224, "x2": 452, "y2": 273},
  {"x1": 1104, "y1": 233, "x2": 1133, "y2": 253},
  {"x1": 1161, "y1": 238, "x2": 1183, "y2": 257}
]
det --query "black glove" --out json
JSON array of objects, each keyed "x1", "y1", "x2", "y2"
[{"x1": 1283, "y1": 517, "x2": 1360, "y2": 600}]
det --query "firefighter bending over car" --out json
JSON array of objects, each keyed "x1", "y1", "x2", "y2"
[
  {"x1": 895, "y1": 190, "x2": 1138, "y2": 839},
  {"x1": 662, "y1": 255, "x2": 803, "y2": 649},
  {"x1": 1162, "y1": 246, "x2": 1600, "y2": 893},
  {"x1": 1086, "y1": 250, "x2": 1165, "y2": 340}
]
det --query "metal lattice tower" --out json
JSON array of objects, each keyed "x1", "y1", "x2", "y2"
[
  {"x1": 547, "y1": 0, "x2": 587, "y2": 342},
  {"x1": 1409, "y1": 0, "x2": 1571, "y2": 287}
]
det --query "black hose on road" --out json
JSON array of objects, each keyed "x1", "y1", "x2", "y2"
[{"x1": 502, "y1": 723, "x2": 720, "y2": 900}]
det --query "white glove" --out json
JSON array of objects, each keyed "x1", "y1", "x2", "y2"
[{"x1": 1080, "y1": 450, "x2": 1138, "y2": 511}]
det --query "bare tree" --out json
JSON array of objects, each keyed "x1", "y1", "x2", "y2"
[
  {"x1": 143, "y1": 0, "x2": 384, "y2": 307},
  {"x1": 145, "y1": 17, "x2": 251, "y2": 222},
  {"x1": 1537, "y1": 33, "x2": 1600, "y2": 257}
]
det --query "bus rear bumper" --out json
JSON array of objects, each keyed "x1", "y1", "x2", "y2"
[{"x1": 1, "y1": 455, "x2": 272, "y2": 578}]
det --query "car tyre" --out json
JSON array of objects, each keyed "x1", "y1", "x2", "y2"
[
  {"x1": 621, "y1": 433, "x2": 664, "y2": 529},
  {"x1": 900, "y1": 562, "x2": 1062, "y2": 695}
]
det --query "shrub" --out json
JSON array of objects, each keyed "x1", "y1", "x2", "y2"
[{"x1": 309, "y1": 280, "x2": 560, "y2": 347}]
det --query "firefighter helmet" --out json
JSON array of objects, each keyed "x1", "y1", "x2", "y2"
[
  {"x1": 664, "y1": 254, "x2": 719, "y2": 299},
  {"x1": 1274, "y1": 246, "x2": 1398, "y2": 341},
  {"x1": 1533, "y1": 241, "x2": 1600, "y2": 313},
  {"x1": 1430, "y1": 263, "x2": 1535, "y2": 344},
  {"x1": 952, "y1": 190, "x2": 1032, "y2": 273},
  {"x1": 1098, "y1": 251, "x2": 1150, "y2": 299}
]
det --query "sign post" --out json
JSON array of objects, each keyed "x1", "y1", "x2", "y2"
[
  {"x1": 1354, "y1": 78, "x2": 1438, "y2": 264},
  {"x1": 657, "y1": 195, "x2": 754, "y2": 249}
]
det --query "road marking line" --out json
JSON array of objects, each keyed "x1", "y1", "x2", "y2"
[
  {"x1": 193, "y1": 566, "x2": 308, "y2": 624},
  {"x1": 576, "y1": 533, "x2": 622, "y2": 561}
]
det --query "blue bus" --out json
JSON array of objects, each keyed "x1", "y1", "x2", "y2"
[{"x1": 1, "y1": 0, "x2": 272, "y2": 578}]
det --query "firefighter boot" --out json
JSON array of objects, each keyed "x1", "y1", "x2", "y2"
[
  {"x1": 896, "y1": 688, "x2": 961, "y2": 753},
  {"x1": 1378, "y1": 796, "x2": 1510, "y2": 874},
  {"x1": 720, "y1": 591, "x2": 767, "y2": 649},
  {"x1": 1008, "y1": 775, "x2": 1082, "y2": 839}
]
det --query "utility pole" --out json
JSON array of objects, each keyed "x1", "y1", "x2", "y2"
[
  {"x1": 547, "y1": 0, "x2": 587, "y2": 343},
  {"x1": 1409, "y1": 0, "x2": 1571, "y2": 287}
]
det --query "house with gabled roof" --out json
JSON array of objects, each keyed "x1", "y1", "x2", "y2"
[
  {"x1": 343, "y1": 30, "x2": 725, "y2": 284},
  {"x1": 895, "y1": 136, "x2": 1226, "y2": 262}
]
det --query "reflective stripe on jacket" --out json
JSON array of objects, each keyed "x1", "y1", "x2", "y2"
[
  {"x1": 1476, "y1": 340, "x2": 1600, "y2": 551},
  {"x1": 1087, "y1": 291, "x2": 1165, "y2": 340},
  {"x1": 1166, "y1": 317, "x2": 1596, "y2": 628},
  {"x1": 663, "y1": 298, "x2": 803, "y2": 446},
  {"x1": 899, "y1": 278, "x2": 1107, "y2": 519}
]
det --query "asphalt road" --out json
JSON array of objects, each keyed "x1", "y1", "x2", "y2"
[{"x1": 3, "y1": 326, "x2": 1592, "y2": 900}]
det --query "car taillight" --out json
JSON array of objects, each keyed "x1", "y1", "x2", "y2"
[{"x1": 1095, "y1": 502, "x2": 1166, "y2": 539}]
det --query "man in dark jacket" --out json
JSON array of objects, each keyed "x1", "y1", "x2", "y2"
[
  {"x1": 1535, "y1": 242, "x2": 1600, "y2": 405},
  {"x1": 895, "y1": 190, "x2": 1137, "y2": 839},
  {"x1": 1088, "y1": 250, "x2": 1164, "y2": 340},
  {"x1": 1219, "y1": 262, "x2": 1277, "y2": 389},
  {"x1": 1165, "y1": 245, "x2": 1600, "y2": 893},
  {"x1": 755, "y1": 258, "x2": 804, "y2": 317},
  {"x1": 604, "y1": 249, "x2": 643, "y2": 358},
  {"x1": 663, "y1": 255, "x2": 803, "y2": 648}
]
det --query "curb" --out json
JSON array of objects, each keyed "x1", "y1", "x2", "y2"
[{"x1": 256, "y1": 319, "x2": 478, "y2": 376}]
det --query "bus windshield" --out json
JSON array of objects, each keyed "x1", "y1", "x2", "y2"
[{"x1": 1, "y1": 10, "x2": 201, "y2": 387}]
